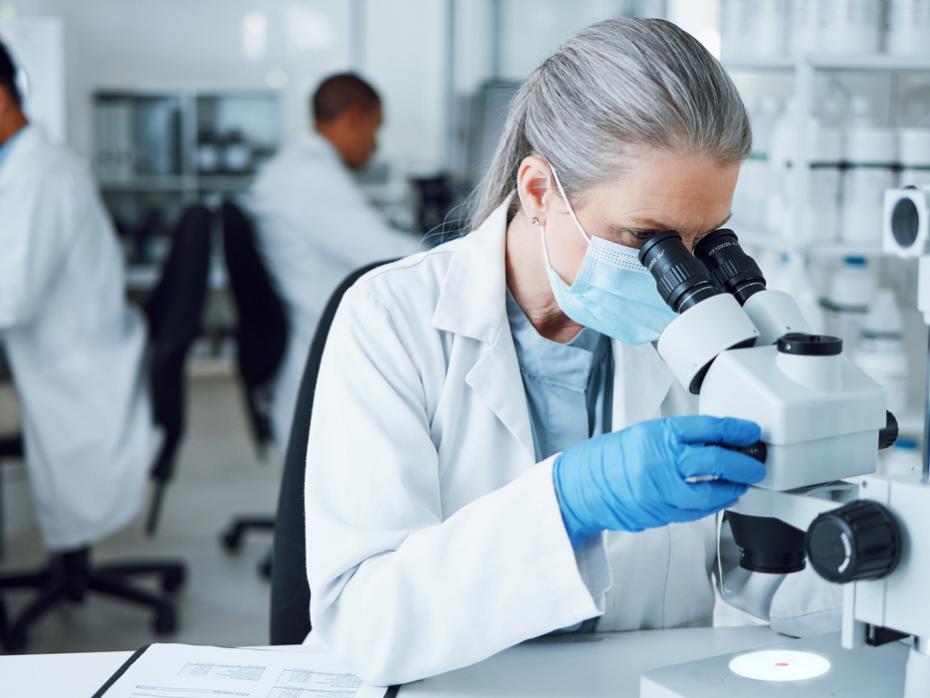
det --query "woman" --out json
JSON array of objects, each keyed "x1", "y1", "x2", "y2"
[{"x1": 307, "y1": 18, "x2": 839, "y2": 686}]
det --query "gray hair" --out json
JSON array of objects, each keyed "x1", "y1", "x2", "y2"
[{"x1": 470, "y1": 18, "x2": 752, "y2": 229}]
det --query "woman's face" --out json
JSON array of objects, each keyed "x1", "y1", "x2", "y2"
[{"x1": 518, "y1": 148, "x2": 740, "y2": 286}]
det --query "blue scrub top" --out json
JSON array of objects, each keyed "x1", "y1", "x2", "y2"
[{"x1": 506, "y1": 291, "x2": 613, "y2": 462}]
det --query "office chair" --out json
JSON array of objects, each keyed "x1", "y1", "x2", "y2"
[
  {"x1": 0, "y1": 205, "x2": 212, "y2": 652},
  {"x1": 269, "y1": 259, "x2": 395, "y2": 645},
  {"x1": 216, "y1": 201, "x2": 288, "y2": 578}
]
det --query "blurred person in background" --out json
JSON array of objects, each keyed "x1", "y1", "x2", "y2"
[
  {"x1": 0, "y1": 39, "x2": 158, "y2": 552},
  {"x1": 250, "y1": 72, "x2": 418, "y2": 447}
]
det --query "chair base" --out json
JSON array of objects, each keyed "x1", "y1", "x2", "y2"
[
  {"x1": 219, "y1": 516, "x2": 274, "y2": 553},
  {"x1": 0, "y1": 547, "x2": 186, "y2": 652},
  {"x1": 219, "y1": 517, "x2": 274, "y2": 582}
]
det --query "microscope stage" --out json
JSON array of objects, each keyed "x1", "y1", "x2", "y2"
[{"x1": 640, "y1": 632, "x2": 907, "y2": 697}]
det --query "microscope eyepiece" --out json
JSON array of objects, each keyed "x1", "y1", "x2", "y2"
[
  {"x1": 693, "y1": 229, "x2": 766, "y2": 305},
  {"x1": 638, "y1": 232, "x2": 718, "y2": 313}
]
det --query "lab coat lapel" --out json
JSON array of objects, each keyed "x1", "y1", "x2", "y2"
[
  {"x1": 611, "y1": 340, "x2": 674, "y2": 430},
  {"x1": 466, "y1": 330, "x2": 535, "y2": 459},
  {"x1": 433, "y1": 199, "x2": 536, "y2": 460}
]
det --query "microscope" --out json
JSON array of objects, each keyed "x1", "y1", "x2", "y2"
[{"x1": 636, "y1": 187, "x2": 930, "y2": 697}]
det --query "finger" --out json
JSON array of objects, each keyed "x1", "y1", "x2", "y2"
[
  {"x1": 675, "y1": 480, "x2": 750, "y2": 511},
  {"x1": 679, "y1": 445, "x2": 767, "y2": 485},
  {"x1": 671, "y1": 415, "x2": 762, "y2": 447}
]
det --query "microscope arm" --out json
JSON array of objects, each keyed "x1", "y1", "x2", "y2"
[
  {"x1": 715, "y1": 483, "x2": 857, "y2": 636},
  {"x1": 728, "y1": 482, "x2": 858, "y2": 531}
]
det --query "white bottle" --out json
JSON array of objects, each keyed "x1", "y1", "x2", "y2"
[
  {"x1": 887, "y1": 0, "x2": 930, "y2": 56},
  {"x1": 789, "y1": 0, "x2": 817, "y2": 57},
  {"x1": 821, "y1": 256, "x2": 876, "y2": 350},
  {"x1": 808, "y1": 125, "x2": 844, "y2": 242},
  {"x1": 780, "y1": 254, "x2": 829, "y2": 333},
  {"x1": 737, "y1": 97, "x2": 782, "y2": 228},
  {"x1": 853, "y1": 289, "x2": 909, "y2": 415},
  {"x1": 721, "y1": 0, "x2": 791, "y2": 60},
  {"x1": 900, "y1": 128, "x2": 930, "y2": 188},
  {"x1": 767, "y1": 99, "x2": 798, "y2": 236},
  {"x1": 878, "y1": 438, "x2": 921, "y2": 476},
  {"x1": 841, "y1": 115, "x2": 899, "y2": 245},
  {"x1": 816, "y1": 0, "x2": 884, "y2": 54}
]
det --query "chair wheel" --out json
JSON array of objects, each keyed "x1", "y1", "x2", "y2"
[
  {"x1": 153, "y1": 607, "x2": 178, "y2": 635},
  {"x1": 220, "y1": 528, "x2": 241, "y2": 553},
  {"x1": 258, "y1": 558, "x2": 272, "y2": 580},
  {"x1": 162, "y1": 568, "x2": 186, "y2": 593}
]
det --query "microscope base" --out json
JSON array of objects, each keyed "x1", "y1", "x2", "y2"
[
  {"x1": 905, "y1": 645, "x2": 930, "y2": 698},
  {"x1": 640, "y1": 632, "x2": 907, "y2": 697}
]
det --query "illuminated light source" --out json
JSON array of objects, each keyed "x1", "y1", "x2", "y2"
[
  {"x1": 728, "y1": 650, "x2": 831, "y2": 682},
  {"x1": 241, "y1": 11, "x2": 268, "y2": 60}
]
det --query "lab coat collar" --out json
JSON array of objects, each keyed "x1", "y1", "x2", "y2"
[
  {"x1": 432, "y1": 197, "x2": 510, "y2": 343},
  {"x1": 0, "y1": 124, "x2": 40, "y2": 187},
  {"x1": 433, "y1": 197, "x2": 535, "y2": 457},
  {"x1": 610, "y1": 340, "x2": 675, "y2": 430},
  {"x1": 300, "y1": 130, "x2": 343, "y2": 166},
  {"x1": 432, "y1": 197, "x2": 676, "y2": 453}
]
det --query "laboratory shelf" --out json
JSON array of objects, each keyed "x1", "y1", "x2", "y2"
[
  {"x1": 807, "y1": 54, "x2": 930, "y2": 73},
  {"x1": 734, "y1": 230, "x2": 892, "y2": 260},
  {"x1": 806, "y1": 241, "x2": 887, "y2": 259},
  {"x1": 724, "y1": 54, "x2": 930, "y2": 74},
  {"x1": 100, "y1": 176, "x2": 197, "y2": 192},
  {"x1": 723, "y1": 58, "x2": 795, "y2": 73},
  {"x1": 731, "y1": 229, "x2": 792, "y2": 253}
]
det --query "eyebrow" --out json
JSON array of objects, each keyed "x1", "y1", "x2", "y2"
[{"x1": 621, "y1": 213, "x2": 733, "y2": 233}]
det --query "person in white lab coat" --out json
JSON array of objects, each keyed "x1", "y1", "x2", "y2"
[
  {"x1": 0, "y1": 40, "x2": 157, "y2": 551},
  {"x1": 250, "y1": 72, "x2": 419, "y2": 445},
  {"x1": 306, "y1": 19, "x2": 841, "y2": 686}
]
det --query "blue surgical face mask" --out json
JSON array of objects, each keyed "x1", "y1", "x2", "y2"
[{"x1": 538, "y1": 167, "x2": 679, "y2": 344}]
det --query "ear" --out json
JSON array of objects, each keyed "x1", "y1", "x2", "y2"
[{"x1": 516, "y1": 155, "x2": 558, "y2": 226}]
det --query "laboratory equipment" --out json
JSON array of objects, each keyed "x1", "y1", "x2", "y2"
[
  {"x1": 639, "y1": 188, "x2": 930, "y2": 697},
  {"x1": 854, "y1": 288, "x2": 909, "y2": 415},
  {"x1": 821, "y1": 256, "x2": 876, "y2": 351},
  {"x1": 887, "y1": 0, "x2": 930, "y2": 56},
  {"x1": 841, "y1": 125, "x2": 898, "y2": 245},
  {"x1": 900, "y1": 128, "x2": 930, "y2": 189},
  {"x1": 720, "y1": 0, "x2": 790, "y2": 61},
  {"x1": 815, "y1": 0, "x2": 884, "y2": 55}
]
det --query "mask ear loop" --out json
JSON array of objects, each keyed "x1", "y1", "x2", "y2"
[{"x1": 549, "y1": 165, "x2": 591, "y2": 244}]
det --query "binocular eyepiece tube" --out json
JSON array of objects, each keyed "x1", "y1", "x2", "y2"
[{"x1": 638, "y1": 229, "x2": 768, "y2": 315}]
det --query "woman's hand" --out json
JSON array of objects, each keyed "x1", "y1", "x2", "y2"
[{"x1": 553, "y1": 415, "x2": 765, "y2": 548}]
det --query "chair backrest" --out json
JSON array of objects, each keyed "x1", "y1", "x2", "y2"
[
  {"x1": 220, "y1": 200, "x2": 288, "y2": 451},
  {"x1": 269, "y1": 259, "x2": 396, "y2": 645},
  {"x1": 145, "y1": 204, "x2": 213, "y2": 534}
]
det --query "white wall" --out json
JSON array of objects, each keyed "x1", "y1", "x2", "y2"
[
  {"x1": 9, "y1": 0, "x2": 454, "y2": 176},
  {"x1": 0, "y1": 16, "x2": 65, "y2": 142},
  {"x1": 360, "y1": 0, "x2": 448, "y2": 175},
  {"x1": 17, "y1": 0, "x2": 353, "y2": 157}
]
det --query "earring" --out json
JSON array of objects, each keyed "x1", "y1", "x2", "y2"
[{"x1": 530, "y1": 217, "x2": 540, "y2": 225}]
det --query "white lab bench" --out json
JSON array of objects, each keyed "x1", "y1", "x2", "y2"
[{"x1": 0, "y1": 626, "x2": 785, "y2": 697}]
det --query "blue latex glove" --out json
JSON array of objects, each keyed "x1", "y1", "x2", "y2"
[{"x1": 552, "y1": 415, "x2": 765, "y2": 549}]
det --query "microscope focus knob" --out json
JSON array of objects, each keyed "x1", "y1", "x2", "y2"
[{"x1": 805, "y1": 500, "x2": 902, "y2": 584}]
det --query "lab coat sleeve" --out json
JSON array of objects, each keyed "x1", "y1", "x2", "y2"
[
  {"x1": 715, "y1": 513, "x2": 842, "y2": 637},
  {"x1": 306, "y1": 286, "x2": 607, "y2": 686},
  {"x1": 0, "y1": 172, "x2": 73, "y2": 327},
  {"x1": 322, "y1": 175, "x2": 420, "y2": 268}
]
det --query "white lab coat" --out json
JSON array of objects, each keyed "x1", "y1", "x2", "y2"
[
  {"x1": 249, "y1": 132, "x2": 419, "y2": 445},
  {"x1": 0, "y1": 126, "x2": 157, "y2": 551},
  {"x1": 306, "y1": 199, "x2": 842, "y2": 686}
]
